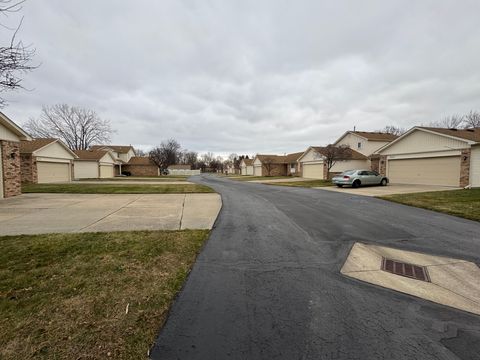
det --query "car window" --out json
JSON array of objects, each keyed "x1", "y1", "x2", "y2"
[
  {"x1": 359, "y1": 171, "x2": 368, "y2": 175},
  {"x1": 369, "y1": 171, "x2": 379, "y2": 176}
]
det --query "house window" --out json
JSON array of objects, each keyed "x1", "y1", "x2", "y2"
[{"x1": 357, "y1": 142, "x2": 362, "y2": 149}]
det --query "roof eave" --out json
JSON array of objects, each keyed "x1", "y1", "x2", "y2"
[{"x1": 0, "y1": 112, "x2": 31, "y2": 141}]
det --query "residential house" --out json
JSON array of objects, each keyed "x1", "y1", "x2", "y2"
[
  {"x1": 334, "y1": 131, "x2": 398, "y2": 156},
  {"x1": 298, "y1": 146, "x2": 368, "y2": 179},
  {"x1": 240, "y1": 158, "x2": 254, "y2": 175},
  {"x1": 122, "y1": 156, "x2": 160, "y2": 176},
  {"x1": 374, "y1": 127, "x2": 480, "y2": 187},
  {"x1": 73, "y1": 150, "x2": 117, "y2": 179},
  {"x1": 90, "y1": 145, "x2": 135, "y2": 175},
  {"x1": 0, "y1": 112, "x2": 31, "y2": 198},
  {"x1": 20, "y1": 138, "x2": 77, "y2": 183},
  {"x1": 285, "y1": 152, "x2": 304, "y2": 177}
]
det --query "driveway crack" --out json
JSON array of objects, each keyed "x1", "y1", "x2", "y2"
[{"x1": 179, "y1": 194, "x2": 187, "y2": 230}]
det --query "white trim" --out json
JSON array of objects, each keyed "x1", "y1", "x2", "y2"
[
  {"x1": 31, "y1": 139, "x2": 78, "y2": 158},
  {"x1": 386, "y1": 150, "x2": 461, "y2": 160},
  {"x1": 0, "y1": 112, "x2": 31, "y2": 140}
]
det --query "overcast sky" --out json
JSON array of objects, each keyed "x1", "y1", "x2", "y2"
[{"x1": 2, "y1": 0, "x2": 480, "y2": 156}]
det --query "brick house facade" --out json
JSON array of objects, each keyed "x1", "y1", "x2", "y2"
[
  {"x1": 20, "y1": 153, "x2": 37, "y2": 183},
  {"x1": 122, "y1": 157, "x2": 160, "y2": 176}
]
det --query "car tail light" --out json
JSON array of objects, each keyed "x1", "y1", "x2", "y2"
[{"x1": 343, "y1": 176, "x2": 350, "y2": 179}]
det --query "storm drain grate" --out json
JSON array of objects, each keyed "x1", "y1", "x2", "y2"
[{"x1": 381, "y1": 258, "x2": 430, "y2": 282}]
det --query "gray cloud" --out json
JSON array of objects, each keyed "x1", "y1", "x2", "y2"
[{"x1": 3, "y1": 0, "x2": 480, "y2": 156}]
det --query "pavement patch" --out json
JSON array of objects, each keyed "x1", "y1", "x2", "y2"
[{"x1": 341, "y1": 243, "x2": 480, "y2": 316}]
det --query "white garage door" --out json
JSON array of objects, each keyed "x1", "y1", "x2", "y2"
[
  {"x1": 100, "y1": 165, "x2": 114, "y2": 178},
  {"x1": 302, "y1": 163, "x2": 324, "y2": 179},
  {"x1": 254, "y1": 165, "x2": 262, "y2": 176},
  {"x1": 388, "y1": 156, "x2": 460, "y2": 186},
  {"x1": 37, "y1": 162, "x2": 70, "y2": 183}
]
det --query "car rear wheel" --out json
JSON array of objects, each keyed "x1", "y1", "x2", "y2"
[
  {"x1": 352, "y1": 180, "x2": 361, "y2": 188},
  {"x1": 380, "y1": 178, "x2": 387, "y2": 186}
]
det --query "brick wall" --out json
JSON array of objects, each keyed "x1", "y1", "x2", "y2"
[
  {"x1": 262, "y1": 163, "x2": 287, "y2": 176},
  {"x1": 122, "y1": 164, "x2": 159, "y2": 176},
  {"x1": 371, "y1": 155, "x2": 387, "y2": 176},
  {"x1": 20, "y1": 154, "x2": 38, "y2": 183},
  {"x1": 460, "y1": 148, "x2": 471, "y2": 187},
  {"x1": 1, "y1": 141, "x2": 22, "y2": 198},
  {"x1": 286, "y1": 163, "x2": 301, "y2": 177}
]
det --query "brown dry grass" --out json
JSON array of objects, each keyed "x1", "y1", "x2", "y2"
[{"x1": 0, "y1": 230, "x2": 209, "y2": 359}]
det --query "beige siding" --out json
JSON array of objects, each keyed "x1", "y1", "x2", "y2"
[
  {"x1": 335, "y1": 133, "x2": 389, "y2": 156},
  {"x1": 0, "y1": 144, "x2": 3, "y2": 198},
  {"x1": 35, "y1": 141, "x2": 75, "y2": 160},
  {"x1": 471, "y1": 146, "x2": 480, "y2": 187},
  {"x1": 331, "y1": 159, "x2": 370, "y2": 173},
  {"x1": 74, "y1": 161, "x2": 98, "y2": 179},
  {"x1": 299, "y1": 148, "x2": 323, "y2": 164},
  {"x1": 0, "y1": 123, "x2": 20, "y2": 142},
  {"x1": 118, "y1": 149, "x2": 135, "y2": 162},
  {"x1": 387, "y1": 156, "x2": 460, "y2": 186},
  {"x1": 99, "y1": 152, "x2": 116, "y2": 165},
  {"x1": 380, "y1": 129, "x2": 469, "y2": 155},
  {"x1": 100, "y1": 165, "x2": 114, "y2": 178},
  {"x1": 303, "y1": 163, "x2": 324, "y2": 179},
  {"x1": 37, "y1": 162, "x2": 70, "y2": 183}
]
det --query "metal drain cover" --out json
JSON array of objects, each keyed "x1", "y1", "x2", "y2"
[{"x1": 381, "y1": 258, "x2": 430, "y2": 282}]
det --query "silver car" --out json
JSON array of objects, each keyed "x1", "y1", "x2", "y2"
[{"x1": 332, "y1": 169, "x2": 388, "y2": 188}]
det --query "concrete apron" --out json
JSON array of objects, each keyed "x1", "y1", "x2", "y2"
[
  {"x1": 341, "y1": 243, "x2": 480, "y2": 316},
  {"x1": 0, "y1": 193, "x2": 222, "y2": 235},
  {"x1": 317, "y1": 184, "x2": 460, "y2": 197}
]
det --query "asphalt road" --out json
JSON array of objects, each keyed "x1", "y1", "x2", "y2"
[{"x1": 151, "y1": 175, "x2": 480, "y2": 360}]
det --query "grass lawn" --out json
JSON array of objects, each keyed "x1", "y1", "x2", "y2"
[
  {"x1": 232, "y1": 176, "x2": 293, "y2": 181},
  {"x1": 80, "y1": 177, "x2": 189, "y2": 182},
  {"x1": 380, "y1": 189, "x2": 480, "y2": 221},
  {"x1": 0, "y1": 230, "x2": 209, "y2": 359},
  {"x1": 22, "y1": 183, "x2": 214, "y2": 194},
  {"x1": 265, "y1": 179, "x2": 333, "y2": 188}
]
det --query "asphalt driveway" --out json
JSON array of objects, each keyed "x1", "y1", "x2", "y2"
[
  {"x1": 0, "y1": 193, "x2": 221, "y2": 235},
  {"x1": 151, "y1": 175, "x2": 480, "y2": 360}
]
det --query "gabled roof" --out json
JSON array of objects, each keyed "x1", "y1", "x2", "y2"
[
  {"x1": 255, "y1": 154, "x2": 287, "y2": 164},
  {"x1": 127, "y1": 156, "x2": 157, "y2": 166},
  {"x1": 335, "y1": 130, "x2": 398, "y2": 145},
  {"x1": 74, "y1": 149, "x2": 113, "y2": 161},
  {"x1": 0, "y1": 112, "x2": 31, "y2": 141},
  {"x1": 375, "y1": 126, "x2": 480, "y2": 154},
  {"x1": 90, "y1": 145, "x2": 134, "y2": 153},
  {"x1": 20, "y1": 138, "x2": 78, "y2": 158},
  {"x1": 284, "y1": 152, "x2": 304, "y2": 163},
  {"x1": 299, "y1": 146, "x2": 367, "y2": 161},
  {"x1": 418, "y1": 127, "x2": 480, "y2": 142},
  {"x1": 241, "y1": 158, "x2": 253, "y2": 166}
]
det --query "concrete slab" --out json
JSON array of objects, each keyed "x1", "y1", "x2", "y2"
[
  {"x1": 318, "y1": 184, "x2": 459, "y2": 197},
  {"x1": 0, "y1": 193, "x2": 221, "y2": 235},
  {"x1": 250, "y1": 177, "x2": 311, "y2": 183},
  {"x1": 74, "y1": 180, "x2": 190, "y2": 185},
  {"x1": 341, "y1": 243, "x2": 480, "y2": 315},
  {"x1": 181, "y1": 194, "x2": 222, "y2": 230}
]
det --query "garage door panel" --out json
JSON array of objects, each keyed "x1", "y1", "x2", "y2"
[
  {"x1": 100, "y1": 165, "x2": 114, "y2": 178},
  {"x1": 388, "y1": 157, "x2": 460, "y2": 186},
  {"x1": 303, "y1": 163, "x2": 324, "y2": 179},
  {"x1": 37, "y1": 162, "x2": 70, "y2": 183},
  {"x1": 254, "y1": 165, "x2": 262, "y2": 176}
]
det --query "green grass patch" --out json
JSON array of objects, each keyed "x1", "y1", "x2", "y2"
[
  {"x1": 79, "y1": 176, "x2": 188, "y2": 182},
  {"x1": 265, "y1": 179, "x2": 333, "y2": 188},
  {"x1": 0, "y1": 230, "x2": 210, "y2": 359},
  {"x1": 380, "y1": 189, "x2": 480, "y2": 221},
  {"x1": 22, "y1": 183, "x2": 214, "y2": 194}
]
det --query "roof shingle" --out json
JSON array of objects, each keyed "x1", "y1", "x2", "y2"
[
  {"x1": 74, "y1": 150, "x2": 109, "y2": 161},
  {"x1": 90, "y1": 145, "x2": 134, "y2": 153},
  {"x1": 20, "y1": 138, "x2": 57, "y2": 153}
]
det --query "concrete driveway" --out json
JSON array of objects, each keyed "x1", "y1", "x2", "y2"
[
  {"x1": 0, "y1": 193, "x2": 221, "y2": 235},
  {"x1": 317, "y1": 184, "x2": 459, "y2": 196}
]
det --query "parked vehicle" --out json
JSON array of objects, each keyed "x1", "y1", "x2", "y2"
[{"x1": 332, "y1": 170, "x2": 388, "y2": 188}]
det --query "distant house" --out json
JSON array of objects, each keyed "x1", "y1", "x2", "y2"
[
  {"x1": 334, "y1": 131, "x2": 398, "y2": 156},
  {"x1": 0, "y1": 112, "x2": 31, "y2": 198},
  {"x1": 374, "y1": 127, "x2": 480, "y2": 187},
  {"x1": 298, "y1": 146, "x2": 368, "y2": 179},
  {"x1": 20, "y1": 138, "x2": 77, "y2": 183},
  {"x1": 167, "y1": 164, "x2": 200, "y2": 176},
  {"x1": 240, "y1": 158, "x2": 254, "y2": 175},
  {"x1": 90, "y1": 145, "x2": 135, "y2": 175},
  {"x1": 168, "y1": 164, "x2": 192, "y2": 170},
  {"x1": 73, "y1": 150, "x2": 117, "y2": 179},
  {"x1": 252, "y1": 152, "x2": 305, "y2": 177},
  {"x1": 122, "y1": 156, "x2": 160, "y2": 176}
]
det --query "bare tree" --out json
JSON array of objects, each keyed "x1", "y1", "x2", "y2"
[
  {"x1": 134, "y1": 148, "x2": 146, "y2": 156},
  {"x1": 429, "y1": 114, "x2": 464, "y2": 129},
  {"x1": 464, "y1": 110, "x2": 480, "y2": 128},
  {"x1": 24, "y1": 104, "x2": 113, "y2": 150},
  {"x1": 321, "y1": 145, "x2": 352, "y2": 173},
  {"x1": 378, "y1": 125, "x2": 406, "y2": 136},
  {"x1": 149, "y1": 139, "x2": 181, "y2": 171},
  {"x1": 180, "y1": 150, "x2": 198, "y2": 168},
  {"x1": 261, "y1": 157, "x2": 276, "y2": 176},
  {"x1": 0, "y1": 0, "x2": 37, "y2": 107}
]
